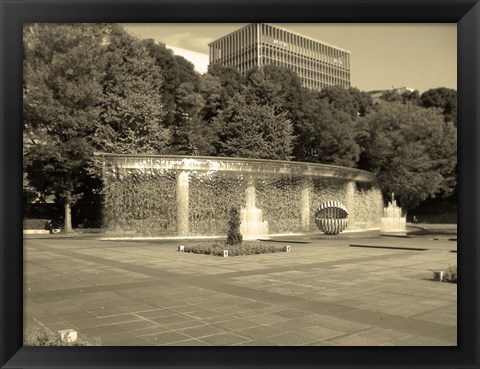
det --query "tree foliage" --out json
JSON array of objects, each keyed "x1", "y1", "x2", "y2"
[
  {"x1": 293, "y1": 92, "x2": 360, "y2": 167},
  {"x1": 143, "y1": 40, "x2": 200, "y2": 127},
  {"x1": 401, "y1": 90, "x2": 421, "y2": 105},
  {"x1": 245, "y1": 65, "x2": 304, "y2": 119},
  {"x1": 420, "y1": 87, "x2": 457, "y2": 126},
  {"x1": 215, "y1": 94, "x2": 294, "y2": 160},
  {"x1": 170, "y1": 82, "x2": 218, "y2": 155},
  {"x1": 379, "y1": 88, "x2": 421, "y2": 106},
  {"x1": 24, "y1": 24, "x2": 173, "y2": 230},
  {"x1": 23, "y1": 23, "x2": 108, "y2": 230},
  {"x1": 23, "y1": 23, "x2": 458, "y2": 228},
  {"x1": 379, "y1": 89, "x2": 404, "y2": 103},
  {"x1": 94, "y1": 26, "x2": 170, "y2": 155},
  {"x1": 207, "y1": 64, "x2": 247, "y2": 111},
  {"x1": 199, "y1": 73, "x2": 223, "y2": 123},
  {"x1": 319, "y1": 85, "x2": 374, "y2": 118},
  {"x1": 357, "y1": 102, "x2": 457, "y2": 210}
]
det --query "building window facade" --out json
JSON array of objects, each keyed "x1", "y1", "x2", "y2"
[{"x1": 209, "y1": 23, "x2": 351, "y2": 91}]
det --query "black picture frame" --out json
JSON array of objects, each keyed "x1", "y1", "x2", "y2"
[{"x1": 1, "y1": 0, "x2": 479, "y2": 368}]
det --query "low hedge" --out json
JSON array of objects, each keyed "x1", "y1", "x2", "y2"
[
  {"x1": 23, "y1": 218, "x2": 50, "y2": 230},
  {"x1": 183, "y1": 242, "x2": 286, "y2": 256}
]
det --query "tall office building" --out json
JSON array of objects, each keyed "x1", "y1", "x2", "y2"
[{"x1": 209, "y1": 23, "x2": 351, "y2": 91}]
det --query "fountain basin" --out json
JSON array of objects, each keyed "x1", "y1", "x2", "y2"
[
  {"x1": 95, "y1": 154, "x2": 383, "y2": 238},
  {"x1": 380, "y1": 193, "x2": 407, "y2": 233}
]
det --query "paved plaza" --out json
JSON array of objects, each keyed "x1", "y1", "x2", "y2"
[{"x1": 24, "y1": 227, "x2": 457, "y2": 346}]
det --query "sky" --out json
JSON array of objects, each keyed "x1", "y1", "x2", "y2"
[{"x1": 123, "y1": 23, "x2": 457, "y2": 93}]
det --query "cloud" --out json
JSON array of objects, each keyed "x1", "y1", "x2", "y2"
[
  {"x1": 159, "y1": 32, "x2": 214, "y2": 53},
  {"x1": 123, "y1": 25, "x2": 214, "y2": 53}
]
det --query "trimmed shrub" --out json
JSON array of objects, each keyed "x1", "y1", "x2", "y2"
[
  {"x1": 226, "y1": 207, "x2": 242, "y2": 245},
  {"x1": 444, "y1": 265, "x2": 457, "y2": 283}
]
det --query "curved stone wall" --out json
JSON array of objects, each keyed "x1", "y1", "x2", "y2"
[{"x1": 96, "y1": 154, "x2": 383, "y2": 237}]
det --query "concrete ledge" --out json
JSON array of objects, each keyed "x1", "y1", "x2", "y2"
[
  {"x1": 350, "y1": 244, "x2": 428, "y2": 251},
  {"x1": 94, "y1": 153, "x2": 378, "y2": 182}
]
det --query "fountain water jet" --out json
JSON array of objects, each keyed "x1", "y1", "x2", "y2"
[
  {"x1": 380, "y1": 193, "x2": 406, "y2": 233},
  {"x1": 240, "y1": 179, "x2": 269, "y2": 240}
]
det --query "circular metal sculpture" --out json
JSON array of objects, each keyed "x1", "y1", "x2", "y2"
[{"x1": 315, "y1": 201, "x2": 349, "y2": 235}]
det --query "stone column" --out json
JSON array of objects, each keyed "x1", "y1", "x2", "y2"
[
  {"x1": 344, "y1": 180, "x2": 356, "y2": 227},
  {"x1": 300, "y1": 178, "x2": 311, "y2": 231},
  {"x1": 176, "y1": 171, "x2": 189, "y2": 237}
]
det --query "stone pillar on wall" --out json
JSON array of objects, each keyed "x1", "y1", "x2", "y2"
[
  {"x1": 176, "y1": 171, "x2": 189, "y2": 237},
  {"x1": 300, "y1": 178, "x2": 311, "y2": 232},
  {"x1": 344, "y1": 180, "x2": 356, "y2": 228}
]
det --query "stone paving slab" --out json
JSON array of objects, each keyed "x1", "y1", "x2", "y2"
[
  {"x1": 267, "y1": 326, "x2": 342, "y2": 345},
  {"x1": 24, "y1": 232, "x2": 456, "y2": 346},
  {"x1": 198, "y1": 332, "x2": 250, "y2": 345}
]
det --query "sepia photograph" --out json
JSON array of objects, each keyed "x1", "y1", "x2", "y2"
[{"x1": 22, "y1": 22, "x2": 458, "y2": 348}]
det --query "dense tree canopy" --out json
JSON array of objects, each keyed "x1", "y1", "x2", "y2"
[
  {"x1": 245, "y1": 65, "x2": 304, "y2": 119},
  {"x1": 357, "y1": 102, "x2": 457, "y2": 210},
  {"x1": 23, "y1": 23, "x2": 108, "y2": 231},
  {"x1": 379, "y1": 87, "x2": 457, "y2": 126},
  {"x1": 170, "y1": 81, "x2": 218, "y2": 155},
  {"x1": 24, "y1": 24, "x2": 173, "y2": 230},
  {"x1": 420, "y1": 87, "x2": 457, "y2": 126},
  {"x1": 293, "y1": 92, "x2": 360, "y2": 167},
  {"x1": 23, "y1": 23, "x2": 458, "y2": 227},
  {"x1": 379, "y1": 89, "x2": 404, "y2": 104},
  {"x1": 143, "y1": 40, "x2": 200, "y2": 127},
  {"x1": 215, "y1": 94, "x2": 294, "y2": 160},
  {"x1": 319, "y1": 85, "x2": 374, "y2": 119},
  {"x1": 198, "y1": 73, "x2": 223, "y2": 124},
  {"x1": 401, "y1": 90, "x2": 421, "y2": 105},
  {"x1": 207, "y1": 64, "x2": 247, "y2": 110},
  {"x1": 94, "y1": 26, "x2": 171, "y2": 155}
]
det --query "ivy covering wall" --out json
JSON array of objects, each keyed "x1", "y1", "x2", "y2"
[
  {"x1": 354, "y1": 187, "x2": 384, "y2": 228},
  {"x1": 189, "y1": 174, "x2": 246, "y2": 236},
  {"x1": 256, "y1": 177, "x2": 302, "y2": 234},
  {"x1": 103, "y1": 169, "x2": 177, "y2": 236}
]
